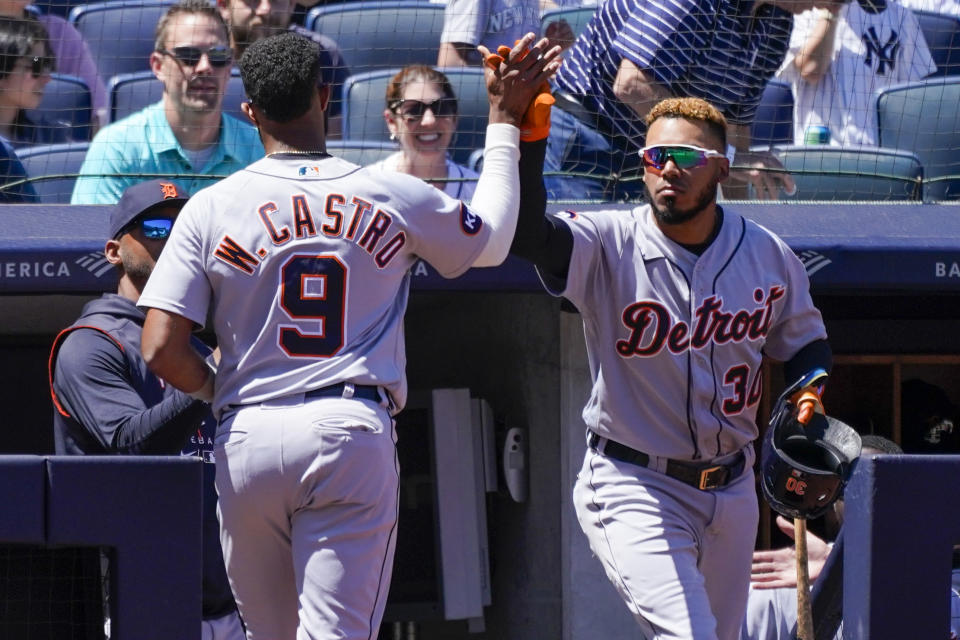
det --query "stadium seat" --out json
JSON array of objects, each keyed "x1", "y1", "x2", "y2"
[
  {"x1": 914, "y1": 10, "x2": 960, "y2": 78},
  {"x1": 33, "y1": 0, "x2": 83, "y2": 19},
  {"x1": 770, "y1": 145, "x2": 923, "y2": 201},
  {"x1": 467, "y1": 147, "x2": 484, "y2": 172},
  {"x1": 539, "y1": 6, "x2": 597, "y2": 40},
  {"x1": 876, "y1": 77, "x2": 960, "y2": 200},
  {"x1": 306, "y1": 1, "x2": 445, "y2": 74},
  {"x1": 17, "y1": 141, "x2": 90, "y2": 203},
  {"x1": 342, "y1": 67, "x2": 487, "y2": 165},
  {"x1": 326, "y1": 140, "x2": 400, "y2": 166},
  {"x1": 69, "y1": 0, "x2": 174, "y2": 82},
  {"x1": 751, "y1": 80, "x2": 795, "y2": 148},
  {"x1": 28, "y1": 73, "x2": 93, "y2": 142},
  {"x1": 109, "y1": 68, "x2": 247, "y2": 123}
]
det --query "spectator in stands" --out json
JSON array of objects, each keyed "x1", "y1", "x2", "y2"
[
  {"x1": 370, "y1": 65, "x2": 479, "y2": 200},
  {"x1": 0, "y1": 0, "x2": 107, "y2": 127},
  {"x1": 0, "y1": 136, "x2": 37, "y2": 201},
  {"x1": 777, "y1": 0, "x2": 935, "y2": 148},
  {"x1": 741, "y1": 434, "x2": 908, "y2": 640},
  {"x1": 899, "y1": 0, "x2": 960, "y2": 18},
  {"x1": 543, "y1": 0, "x2": 813, "y2": 201},
  {"x1": 216, "y1": 0, "x2": 349, "y2": 135},
  {"x1": 437, "y1": 0, "x2": 541, "y2": 66},
  {"x1": 0, "y1": 15, "x2": 70, "y2": 147},
  {"x1": 70, "y1": 0, "x2": 263, "y2": 204},
  {"x1": 48, "y1": 180, "x2": 244, "y2": 640}
]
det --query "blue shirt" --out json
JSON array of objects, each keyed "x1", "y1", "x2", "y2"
[
  {"x1": 0, "y1": 139, "x2": 39, "y2": 203},
  {"x1": 554, "y1": 0, "x2": 793, "y2": 148},
  {"x1": 71, "y1": 101, "x2": 264, "y2": 204}
]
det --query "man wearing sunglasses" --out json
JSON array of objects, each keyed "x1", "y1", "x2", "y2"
[
  {"x1": 71, "y1": 0, "x2": 264, "y2": 204},
  {"x1": 513, "y1": 96, "x2": 830, "y2": 640},
  {"x1": 50, "y1": 179, "x2": 245, "y2": 640}
]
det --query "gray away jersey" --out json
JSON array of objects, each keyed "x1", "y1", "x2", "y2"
[
  {"x1": 139, "y1": 155, "x2": 490, "y2": 415},
  {"x1": 548, "y1": 205, "x2": 826, "y2": 461}
]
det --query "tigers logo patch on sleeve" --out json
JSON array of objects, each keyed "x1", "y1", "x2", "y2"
[{"x1": 460, "y1": 203, "x2": 483, "y2": 236}]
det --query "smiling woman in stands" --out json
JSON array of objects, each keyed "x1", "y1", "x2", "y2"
[
  {"x1": 0, "y1": 15, "x2": 69, "y2": 148},
  {"x1": 370, "y1": 64, "x2": 479, "y2": 200}
]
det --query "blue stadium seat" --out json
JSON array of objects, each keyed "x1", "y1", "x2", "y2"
[
  {"x1": 108, "y1": 68, "x2": 248, "y2": 123},
  {"x1": 306, "y1": 1, "x2": 445, "y2": 74},
  {"x1": 326, "y1": 140, "x2": 400, "y2": 166},
  {"x1": 876, "y1": 77, "x2": 960, "y2": 201},
  {"x1": 751, "y1": 80, "x2": 795, "y2": 148},
  {"x1": 28, "y1": 73, "x2": 93, "y2": 142},
  {"x1": 914, "y1": 10, "x2": 960, "y2": 78},
  {"x1": 770, "y1": 145, "x2": 923, "y2": 201},
  {"x1": 539, "y1": 6, "x2": 596, "y2": 40},
  {"x1": 342, "y1": 67, "x2": 487, "y2": 165},
  {"x1": 69, "y1": 0, "x2": 173, "y2": 82},
  {"x1": 467, "y1": 147, "x2": 484, "y2": 173},
  {"x1": 31, "y1": 0, "x2": 81, "y2": 19},
  {"x1": 17, "y1": 141, "x2": 90, "y2": 203}
]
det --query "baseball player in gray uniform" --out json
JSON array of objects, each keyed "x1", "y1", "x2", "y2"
[
  {"x1": 138, "y1": 32, "x2": 561, "y2": 640},
  {"x1": 512, "y1": 96, "x2": 832, "y2": 639}
]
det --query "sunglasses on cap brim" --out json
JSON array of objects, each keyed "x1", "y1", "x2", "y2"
[
  {"x1": 121, "y1": 217, "x2": 176, "y2": 240},
  {"x1": 639, "y1": 144, "x2": 727, "y2": 172}
]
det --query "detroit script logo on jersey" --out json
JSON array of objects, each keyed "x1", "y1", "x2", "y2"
[{"x1": 616, "y1": 286, "x2": 785, "y2": 357}]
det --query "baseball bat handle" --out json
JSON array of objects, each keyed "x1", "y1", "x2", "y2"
[{"x1": 795, "y1": 517, "x2": 814, "y2": 640}]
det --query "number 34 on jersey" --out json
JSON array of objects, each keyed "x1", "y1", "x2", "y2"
[{"x1": 616, "y1": 285, "x2": 786, "y2": 417}]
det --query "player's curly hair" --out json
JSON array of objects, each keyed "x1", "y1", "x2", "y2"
[
  {"x1": 239, "y1": 32, "x2": 321, "y2": 123},
  {"x1": 154, "y1": 0, "x2": 229, "y2": 53},
  {"x1": 645, "y1": 97, "x2": 727, "y2": 148}
]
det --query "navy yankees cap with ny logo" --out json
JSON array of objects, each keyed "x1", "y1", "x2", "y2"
[{"x1": 110, "y1": 180, "x2": 191, "y2": 239}]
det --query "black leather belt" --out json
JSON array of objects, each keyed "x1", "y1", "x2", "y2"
[
  {"x1": 305, "y1": 382, "x2": 381, "y2": 403},
  {"x1": 587, "y1": 432, "x2": 746, "y2": 491}
]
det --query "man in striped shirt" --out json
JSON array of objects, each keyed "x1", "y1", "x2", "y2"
[{"x1": 546, "y1": 0, "x2": 813, "y2": 201}]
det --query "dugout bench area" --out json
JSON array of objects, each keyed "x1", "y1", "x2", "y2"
[{"x1": 0, "y1": 202, "x2": 959, "y2": 639}]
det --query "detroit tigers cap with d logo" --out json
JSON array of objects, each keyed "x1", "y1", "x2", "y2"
[{"x1": 110, "y1": 180, "x2": 191, "y2": 239}]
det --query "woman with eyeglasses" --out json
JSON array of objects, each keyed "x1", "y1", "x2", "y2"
[
  {"x1": 0, "y1": 15, "x2": 69, "y2": 147},
  {"x1": 370, "y1": 65, "x2": 479, "y2": 200}
]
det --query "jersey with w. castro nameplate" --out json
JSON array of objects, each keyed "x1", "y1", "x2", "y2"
[
  {"x1": 138, "y1": 155, "x2": 489, "y2": 415},
  {"x1": 551, "y1": 205, "x2": 826, "y2": 461}
]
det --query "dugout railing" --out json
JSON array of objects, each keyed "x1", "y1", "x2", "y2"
[{"x1": 0, "y1": 456, "x2": 202, "y2": 639}]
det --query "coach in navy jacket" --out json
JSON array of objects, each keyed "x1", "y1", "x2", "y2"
[{"x1": 48, "y1": 180, "x2": 243, "y2": 637}]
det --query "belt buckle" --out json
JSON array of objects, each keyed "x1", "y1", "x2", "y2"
[{"x1": 698, "y1": 465, "x2": 726, "y2": 490}]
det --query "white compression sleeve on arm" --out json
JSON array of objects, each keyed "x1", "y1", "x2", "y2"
[{"x1": 468, "y1": 123, "x2": 520, "y2": 267}]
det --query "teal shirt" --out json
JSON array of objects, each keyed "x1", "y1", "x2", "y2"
[{"x1": 71, "y1": 101, "x2": 264, "y2": 204}]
